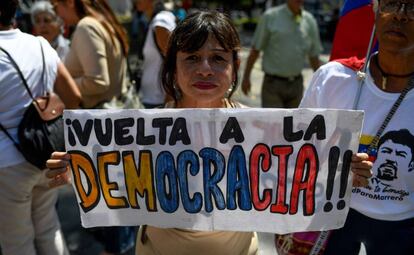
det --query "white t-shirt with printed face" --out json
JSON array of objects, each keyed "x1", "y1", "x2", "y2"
[
  {"x1": 0, "y1": 29, "x2": 60, "y2": 168},
  {"x1": 300, "y1": 60, "x2": 414, "y2": 221},
  {"x1": 140, "y1": 11, "x2": 176, "y2": 105}
]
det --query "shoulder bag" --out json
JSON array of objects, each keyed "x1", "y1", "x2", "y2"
[{"x1": 0, "y1": 41, "x2": 65, "y2": 170}]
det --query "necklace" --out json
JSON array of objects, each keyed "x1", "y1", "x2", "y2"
[{"x1": 374, "y1": 55, "x2": 414, "y2": 90}]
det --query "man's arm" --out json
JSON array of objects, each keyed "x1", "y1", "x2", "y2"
[
  {"x1": 241, "y1": 48, "x2": 260, "y2": 95},
  {"x1": 154, "y1": 26, "x2": 172, "y2": 57},
  {"x1": 309, "y1": 56, "x2": 322, "y2": 72}
]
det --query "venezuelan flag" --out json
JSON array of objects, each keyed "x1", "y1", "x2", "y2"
[
  {"x1": 359, "y1": 134, "x2": 377, "y2": 162},
  {"x1": 330, "y1": 0, "x2": 376, "y2": 61}
]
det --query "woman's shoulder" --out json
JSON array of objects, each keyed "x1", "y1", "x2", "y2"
[
  {"x1": 75, "y1": 16, "x2": 106, "y2": 35},
  {"x1": 72, "y1": 17, "x2": 111, "y2": 45},
  {"x1": 77, "y1": 16, "x2": 100, "y2": 26}
]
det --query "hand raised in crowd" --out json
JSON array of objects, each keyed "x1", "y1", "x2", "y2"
[
  {"x1": 350, "y1": 153, "x2": 373, "y2": 187},
  {"x1": 45, "y1": 151, "x2": 71, "y2": 188}
]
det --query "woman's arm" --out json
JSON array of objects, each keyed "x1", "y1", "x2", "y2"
[
  {"x1": 154, "y1": 26, "x2": 172, "y2": 57},
  {"x1": 54, "y1": 62, "x2": 82, "y2": 109}
]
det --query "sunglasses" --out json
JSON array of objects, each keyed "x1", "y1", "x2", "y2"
[{"x1": 380, "y1": 1, "x2": 414, "y2": 19}]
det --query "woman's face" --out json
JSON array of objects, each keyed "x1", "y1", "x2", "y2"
[
  {"x1": 33, "y1": 12, "x2": 60, "y2": 43},
  {"x1": 175, "y1": 36, "x2": 237, "y2": 108},
  {"x1": 51, "y1": 0, "x2": 79, "y2": 26}
]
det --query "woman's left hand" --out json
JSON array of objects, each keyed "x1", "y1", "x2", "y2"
[
  {"x1": 45, "y1": 152, "x2": 72, "y2": 188},
  {"x1": 351, "y1": 153, "x2": 373, "y2": 187}
]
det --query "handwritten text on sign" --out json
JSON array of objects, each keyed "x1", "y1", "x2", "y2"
[{"x1": 64, "y1": 108, "x2": 363, "y2": 234}]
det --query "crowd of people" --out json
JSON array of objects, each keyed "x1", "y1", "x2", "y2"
[{"x1": 0, "y1": 0, "x2": 413, "y2": 254}]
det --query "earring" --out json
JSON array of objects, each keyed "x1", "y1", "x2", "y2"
[{"x1": 225, "y1": 81, "x2": 237, "y2": 98}]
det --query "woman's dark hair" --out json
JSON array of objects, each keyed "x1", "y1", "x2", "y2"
[
  {"x1": 72, "y1": 0, "x2": 129, "y2": 55},
  {"x1": 162, "y1": 10, "x2": 241, "y2": 102},
  {"x1": 0, "y1": 0, "x2": 19, "y2": 26}
]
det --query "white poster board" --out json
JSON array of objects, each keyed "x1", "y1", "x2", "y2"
[{"x1": 64, "y1": 108, "x2": 363, "y2": 234}]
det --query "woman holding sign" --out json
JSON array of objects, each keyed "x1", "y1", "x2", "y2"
[
  {"x1": 136, "y1": 11, "x2": 259, "y2": 255},
  {"x1": 46, "y1": 10, "x2": 373, "y2": 255},
  {"x1": 48, "y1": 10, "x2": 258, "y2": 255}
]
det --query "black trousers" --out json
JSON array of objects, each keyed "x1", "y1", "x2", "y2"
[{"x1": 325, "y1": 208, "x2": 414, "y2": 255}]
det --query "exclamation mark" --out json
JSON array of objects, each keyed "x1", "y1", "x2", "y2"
[
  {"x1": 337, "y1": 150, "x2": 352, "y2": 210},
  {"x1": 324, "y1": 146, "x2": 339, "y2": 212}
]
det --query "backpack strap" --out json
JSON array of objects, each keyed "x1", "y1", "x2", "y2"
[
  {"x1": 0, "y1": 41, "x2": 46, "y2": 149},
  {"x1": 0, "y1": 123, "x2": 20, "y2": 150},
  {"x1": 0, "y1": 46, "x2": 26, "y2": 148},
  {"x1": 0, "y1": 46, "x2": 35, "y2": 100}
]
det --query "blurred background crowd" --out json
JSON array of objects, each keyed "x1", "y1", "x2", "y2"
[{"x1": 15, "y1": 0, "x2": 342, "y2": 63}]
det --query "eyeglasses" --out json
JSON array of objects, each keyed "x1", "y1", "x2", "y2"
[{"x1": 379, "y1": 1, "x2": 414, "y2": 19}]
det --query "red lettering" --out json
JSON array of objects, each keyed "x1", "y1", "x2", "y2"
[
  {"x1": 270, "y1": 146, "x2": 293, "y2": 214},
  {"x1": 289, "y1": 144, "x2": 318, "y2": 216},
  {"x1": 250, "y1": 144, "x2": 272, "y2": 211}
]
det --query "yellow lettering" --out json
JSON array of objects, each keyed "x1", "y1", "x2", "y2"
[
  {"x1": 123, "y1": 151, "x2": 157, "y2": 211},
  {"x1": 69, "y1": 151, "x2": 100, "y2": 212},
  {"x1": 98, "y1": 152, "x2": 128, "y2": 208}
]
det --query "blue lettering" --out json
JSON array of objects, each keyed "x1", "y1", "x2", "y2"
[
  {"x1": 200, "y1": 148, "x2": 226, "y2": 212},
  {"x1": 177, "y1": 150, "x2": 202, "y2": 213},
  {"x1": 155, "y1": 151, "x2": 179, "y2": 213},
  {"x1": 227, "y1": 146, "x2": 252, "y2": 210}
]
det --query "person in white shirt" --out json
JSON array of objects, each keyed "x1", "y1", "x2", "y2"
[
  {"x1": 135, "y1": 0, "x2": 176, "y2": 108},
  {"x1": 300, "y1": 0, "x2": 414, "y2": 254}
]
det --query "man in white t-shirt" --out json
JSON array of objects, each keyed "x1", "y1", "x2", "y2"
[{"x1": 300, "y1": 0, "x2": 414, "y2": 254}]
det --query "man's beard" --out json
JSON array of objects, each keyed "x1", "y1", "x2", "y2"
[{"x1": 377, "y1": 162, "x2": 397, "y2": 181}]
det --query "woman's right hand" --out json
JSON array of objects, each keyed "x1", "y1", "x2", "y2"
[{"x1": 45, "y1": 151, "x2": 72, "y2": 188}]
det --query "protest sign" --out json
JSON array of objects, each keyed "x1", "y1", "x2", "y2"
[{"x1": 64, "y1": 108, "x2": 363, "y2": 234}]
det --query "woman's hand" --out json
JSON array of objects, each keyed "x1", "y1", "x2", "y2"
[
  {"x1": 45, "y1": 151, "x2": 72, "y2": 188},
  {"x1": 351, "y1": 153, "x2": 373, "y2": 187}
]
